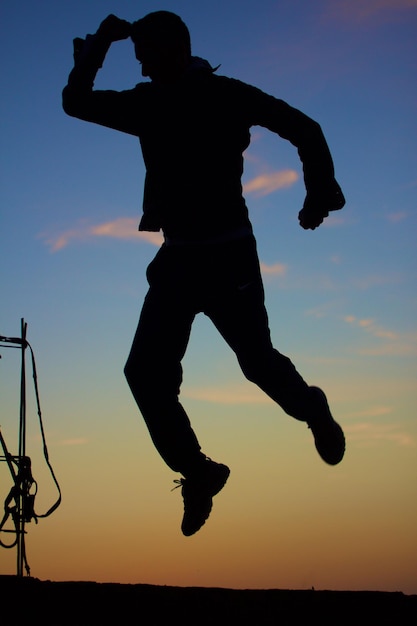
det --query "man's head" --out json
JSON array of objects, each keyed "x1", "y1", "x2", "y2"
[{"x1": 131, "y1": 11, "x2": 191, "y2": 83}]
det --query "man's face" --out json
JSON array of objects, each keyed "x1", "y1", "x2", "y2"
[{"x1": 133, "y1": 40, "x2": 188, "y2": 84}]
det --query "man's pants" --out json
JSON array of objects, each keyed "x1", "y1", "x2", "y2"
[{"x1": 124, "y1": 235, "x2": 312, "y2": 476}]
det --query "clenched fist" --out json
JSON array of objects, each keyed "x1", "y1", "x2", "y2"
[{"x1": 96, "y1": 14, "x2": 132, "y2": 42}]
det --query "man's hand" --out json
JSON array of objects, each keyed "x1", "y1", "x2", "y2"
[
  {"x1": 298, "y1": 181, "x2": 345, "y2": 230},
  {"x1": 298, "y1": 207, "x2": 327, "y2": 230},
  {"x1": 96, "y1": 14, "x2": 131, "y2": 43}
]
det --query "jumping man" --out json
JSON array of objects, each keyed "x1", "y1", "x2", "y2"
[{"x1": 63, "y1": 11, "x2": 346, "y2": 536}]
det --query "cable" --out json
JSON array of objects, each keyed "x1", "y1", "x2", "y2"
[{"x1": 27, "y1": 340, "x2": 62, "y2": 519}]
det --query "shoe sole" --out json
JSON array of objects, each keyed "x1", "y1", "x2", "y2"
[{"x1": 309, "y1": 387, "x2": 345, "y2": 465}]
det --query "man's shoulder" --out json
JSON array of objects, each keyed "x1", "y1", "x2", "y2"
[
  {"x1": 210, "y1": 73, "x2": 272, "y2": 98},
  {"x1": 211, "y1": 73, "x2": 250, "y2": 88},
  {"x1": 203, "y1": 73, "x2": 254, "y2": 99}
]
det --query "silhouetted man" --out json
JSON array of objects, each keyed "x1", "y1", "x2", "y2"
[{"x1": 63, "y1": 11, "x2": 346, "y2": 536}]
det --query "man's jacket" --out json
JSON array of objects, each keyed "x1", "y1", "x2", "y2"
[{"x1": 63, "y1": 34, "x2": 344, "y2": 241}]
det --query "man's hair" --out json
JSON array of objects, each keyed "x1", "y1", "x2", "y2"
[{"x1": 131, "y1": 11, "x2": 191, "y2": 57}]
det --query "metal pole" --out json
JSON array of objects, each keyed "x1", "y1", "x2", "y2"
[{"x1": 17, "y1": 318, "x2": 27, "y2": 577}]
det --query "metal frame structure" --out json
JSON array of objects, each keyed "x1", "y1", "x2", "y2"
[
  {"x1": 0, "y1": 319, "x2": 31, "y2": 575},
  {"x1": 1, "y1": 319, "x2": 61, "y2": 576}
]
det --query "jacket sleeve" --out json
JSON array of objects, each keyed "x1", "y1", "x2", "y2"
[
  {"x1": 62, "y1": 33, "x2": 140, "y2": 136},
  {"x1": 243, "y1": 82, "x2": 345, "y2": 212}
]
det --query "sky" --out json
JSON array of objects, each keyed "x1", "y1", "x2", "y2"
[{"x1": 1, "y1": 0, "x2": 416, "y2": 593}]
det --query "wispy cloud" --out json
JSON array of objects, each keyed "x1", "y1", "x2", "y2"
[
  {"x1": 185, "y1": 385, "x2": 415, "y2": 447},
  {"x1": 358, "y1": 341, "x2": 417, "y2": 357},
  {"x1": 343, "y1": 315, "x2": 417, "y2": 356},
  {"x1": 260, "y1": 261, "x2": 287, "y2": 276},
  {"x1": 305, "y1": 300, "x2": 343, "y2": 319},
  {"x1": 322, "y1": 213, "x2": 349, "y2": 227},
  {"x1": 243, "y1": 170, "x2": 298, "y2": 197},
  {"x1": 41, "y1": 217, "x2": 163, "y2": 252},
  {"x1": 344, "y1": 316, "x2": 398, "y2": 340},
  {"x1": 386, "y1": 211, "x2": 409, "y2": 223},
  {"x1": 345, "y1": 422, "x2": 415, "y2": 447},
  {"x1": 184, "y1": 383, "x2": 273, "y2": 405},
  {"x1": 345, "y1": 405, "x2": 393, "y2": 419},
  {"x1": 330, "y1": 255, "x2": 342, "y2": 264},
  {"x1": 41, "y1": 167, "x2": 299, "y2": 251},
  {"x1": 325, "y1": 0, "x2": 417, "y2": 22},
  {"x1": 350, "y1": 272, "x2": 402, "y2": 290},
  {"x1": 57, "y1": 438, "x2": 88, "y2": 446}
]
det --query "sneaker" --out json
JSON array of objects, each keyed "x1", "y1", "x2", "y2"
[
  {"x1": 307, "y1": 387, "x2": 345, "y2": 465},
  {"x1": 173, "y1": 459, "x2": 230, "y2": 536}
]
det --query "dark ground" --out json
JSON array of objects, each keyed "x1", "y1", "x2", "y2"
[{"x1": 1, "y1": 576, "x2": 416, "y2": 625}]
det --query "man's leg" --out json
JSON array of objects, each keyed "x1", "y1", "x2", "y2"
[
  {"x1": 205, "y1": 249, "x2": 344, "y2": 465},
  {"x1": 125, "y1": 247, "x2": 230, "y2": 535},
  {"x1": 206, "y1": 275, "x2": 312, "y2": 420},
  {"x1": 124, "y1": 283, "x2": 206, "y2": 476}
]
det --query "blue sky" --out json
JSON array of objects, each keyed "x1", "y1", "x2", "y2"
[{"x1": 1, "y1": 0, "x2": 416, "y2": 591}]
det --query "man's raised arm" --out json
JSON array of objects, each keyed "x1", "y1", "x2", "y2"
[{"x1": 62, "y1": 15, "x2": 138, "y2": 135}]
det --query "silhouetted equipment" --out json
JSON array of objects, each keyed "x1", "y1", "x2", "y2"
[{"x1": 0, "y1": 319, "x2": 61, "y2": 576}]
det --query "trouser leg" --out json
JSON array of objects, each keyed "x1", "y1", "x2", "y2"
[
  {"x1": 124, "y1": 284, "x2": 205, "y2": 476},
  {"x1": 206, "y1": 275, "x2": 312, "y2": 421}
]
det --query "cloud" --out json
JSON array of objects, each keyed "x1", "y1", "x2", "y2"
[
  {"x1": 325, "y1": 0, "x2": 417, "y2": 22},
  {"x1": 243, "y1": 170, "x2": 298, "y2": 197},
  {"x1": 322, "y1": 213, "x2": 349, "y2": 227},
  {"x1": 305, "y1": 300, "x2": 343, "y2": 319},
  {"x1": 184, "y1": 385, "x2": 415, "y2": 448},
  {"x1": 343, "y1": 315, "x2": 417, "y2": 356},
  {"x1": 91, "y1": 218, "x2": 164, "y2": 246},
  {"x1": 358, "y1": 341, "x2": 417, "y2": 357},
  {"x1": 57, "y1": 438, "x2": 88, "y2": 446},
  {"x1": 260, "y1": 261, "x2": 287, "y2": 276},
  {"x1": 350, "y1": 272, "x2": 402, "y2": 290},
  {"x1": 344, "y1": 315, "x2": 398, "y2": 340},
  {"x1": 41, "y1": 168, "x2": 299, "y2": 251},
  {"x1": 346, "y1": 422, "x2": 415, "y2": 447},
  {"x1": 184, "y1": 383, "x2": 273, "y2": 405},
  {"x1": 345, "y1": 406, "x2": 393, "y2": 418},
  {"x1": 386, "y1": 211, "x2": 409, "y2": 223},
  {"x1": 42, "y1": 217, "x2": 163, "y2": 251}
]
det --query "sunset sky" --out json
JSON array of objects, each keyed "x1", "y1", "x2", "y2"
[{"x1": 1, "y1": 0, "x2": 416, "y2": 593}]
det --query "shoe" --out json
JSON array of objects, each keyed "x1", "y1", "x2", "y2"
[
  {"x1": 307, "y1": 387, "x2": 345, "y2": 465},
  {"x1": 173, "y1": 459, "x2": 230, "y2": 536}
]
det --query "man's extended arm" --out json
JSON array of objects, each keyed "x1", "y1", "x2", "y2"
[
  {"x1": 293, "y1": 114, "x2": 345, "y2": 230},
  {"x1": 245, "y1": 83, "x2": 345, "y2": 229},
  {"x1": 278, "y1": 105, "x2": 345, "y2": 230},
  {"x1": 62, "y1": 15, "x2": 139, "y2": 135}
]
